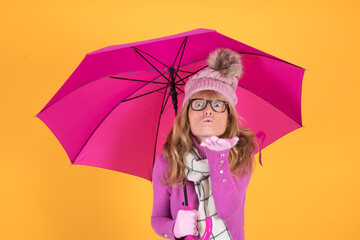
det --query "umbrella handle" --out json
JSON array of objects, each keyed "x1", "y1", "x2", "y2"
[{"x1": 183, "y1": 206, "x2": 212, "y2": 240}]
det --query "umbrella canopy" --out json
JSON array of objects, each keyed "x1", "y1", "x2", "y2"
[{"x1": 35, "y1": 28, "x2": 306, "y2": 181}]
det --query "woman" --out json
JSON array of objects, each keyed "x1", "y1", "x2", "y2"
[{"x1": 151, "y1": 48, "x2": 258, "y2": 240}]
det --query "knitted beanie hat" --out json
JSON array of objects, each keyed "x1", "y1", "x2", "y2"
[{"x1": 182, "y1": 48, "x2": 244, "y2": 107}]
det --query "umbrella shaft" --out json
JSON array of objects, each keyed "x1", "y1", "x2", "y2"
[
  {"x1": 169, "y1": 67, "x2": 189, "y2": 206},
  {"x1": 169, "y1": 67, "x2": 178, "y2": 116}
]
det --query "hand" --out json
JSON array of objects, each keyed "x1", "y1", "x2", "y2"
[
  {"x1": 200, "y1": 136, "x2": 239, "y2": 151},
  {"x1": 173, "y1": 209, "x2": 200, "y2": 238}
]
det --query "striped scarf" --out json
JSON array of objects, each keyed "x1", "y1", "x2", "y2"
[{"x1": 183, "y1": 147, "x2": 232, "y2": 240}]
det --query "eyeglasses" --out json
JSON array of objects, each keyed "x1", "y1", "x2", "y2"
[{"x1": 188, "y1": 98, "x2": 229, "y2": 113}]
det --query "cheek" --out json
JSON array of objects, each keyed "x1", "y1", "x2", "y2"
[
  {"x1": 188, "y1": 111, "x2": 198, "y2": 129},
  {"x1": 218, "y1": 115, "x2": 228, "y2": 131}
]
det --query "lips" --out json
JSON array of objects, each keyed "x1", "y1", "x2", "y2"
[{"x1": 201, "y1": 118, "x2": 214, "y2": 123}]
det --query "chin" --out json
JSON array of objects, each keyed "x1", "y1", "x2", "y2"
[{"x1": 198, "y1": 133, "x2": 219, "y2": 139}]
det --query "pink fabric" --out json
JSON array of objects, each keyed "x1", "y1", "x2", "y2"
[
  {"x1": 200, "y1": 136, "x2": 239, "y2": 151},
  {"x1": 151, "y1": 136, "x2": 253, "y2": 240},
  {"x1": 182, "y1": 66, "x2": 239, "y2": 107}
]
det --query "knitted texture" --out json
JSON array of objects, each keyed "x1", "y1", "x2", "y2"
[
  {"x1": 182, "y1": 48, "x2": 243, "y2": 107},
  {"x1": 182, "y1": 67, "x2": 239, "y2": 107}
]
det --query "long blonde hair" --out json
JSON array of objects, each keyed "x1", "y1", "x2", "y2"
[{"x1": 162, "y1": 90, "x2": 258, "y2": 188}]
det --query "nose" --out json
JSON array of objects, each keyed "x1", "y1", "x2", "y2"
[{"x1": 203, "y1": 103, "x2": 214, "y2": 116}]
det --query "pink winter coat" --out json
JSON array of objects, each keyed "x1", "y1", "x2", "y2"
[{"x1": 151, "y1": 136, "x2": 253, "y2": 240}]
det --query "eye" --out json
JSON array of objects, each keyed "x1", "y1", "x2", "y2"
[
  {"x1": 213, "y1": 101, "x2": 223, "y2": 108},
  {"x1": 195, "y1": 102, "x2": 203, "y2": 107},
  {"x1": 193, "y1": 100, "x2": 205, "y2": 109}
]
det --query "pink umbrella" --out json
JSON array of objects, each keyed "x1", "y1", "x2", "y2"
[{"x1": 35, "y1": 28, "x2": 306, "y2": 240}]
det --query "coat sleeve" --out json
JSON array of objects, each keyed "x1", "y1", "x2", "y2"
[
  {"x1": 151, "y1": 153, "x2": 184, "y2": 240},
  {"x1": 204, "y1": 149, "x2": 254, "y2": 221}
]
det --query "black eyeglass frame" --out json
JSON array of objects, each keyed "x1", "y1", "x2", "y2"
[{"x1": 188, "y1": 98, "x2": 229, "y2": 113}]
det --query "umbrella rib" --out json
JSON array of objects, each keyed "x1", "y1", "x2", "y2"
[
  {"x1": 174, "y1": 65, "x2": 207, "y2": 86},
  {"x1": 132, "y1": 47, "x2": 171, "y2": 83},
  {"x1": 108, "y1": 76, "x2": 168, "y2": 85},
  {"x1": 177, "y1": 56, "x2": 207, "y2": 67},
  {"x1": 237, "y1": 84, "x2": 303, "y2": 127},
  {"x1": 175, "y1": 86, "x2": 184, "y2": 94},
  {"x1": 132, "y1": 46, "x2": 170, "y2": 69},
  {"x1": 172, "y1": 36, "x2": 188, "y2": 68},
  {"x1": 151, "y1": 82, "x2": 171, "y2": 176},
  {"x1": 174, "y1": 51, "x2": 306, "y2": 73},
  {"x1": 174, "y1": 37, "x2": 187, "y2": 75},
  {"x1": 108, "y1": 67, "x2": 173, "y2": 75},
  {"x1": 109, "y1": 68, "x2": 172, "y2": 91},
  {"x1": 173, "y1": 37, "x2": 188, "y2": 85},
  {"x1": 173, "y1": 68, "x2": 189, "y2": 85},
  {"x1": 121, "y1": 84, "x2": 170, "y2": 102},
  {"x1": 237, "y1": 51, "x2": 306, "y2": 70},
  {"x1": 175, "y1": 69, "x2": 194, "y2": 74},
  {"x1": 161, "y1": 84, "x2": 172, "y2": 114},
  {"x1": 70, "y1": 76, "x2": 170, "y2": 164},
  {"x1": 35, "y1": 73, "x2": 170, "y2": 118},
  {"x1": 108, "y1": 71, "x2": 174, "y2": 103}
]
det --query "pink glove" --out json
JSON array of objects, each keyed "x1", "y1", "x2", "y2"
[
  {"x1": 200, "y1": 136, "x2": 239, "y2": 151},
  {"x1": 173, "y1": 209, "x2": 200, "y2": 238}
]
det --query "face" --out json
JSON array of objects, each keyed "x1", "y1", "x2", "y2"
[{"x1": 188, "y1": 95, "x2": 228, "y2": 143}]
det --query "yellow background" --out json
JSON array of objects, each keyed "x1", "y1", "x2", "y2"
[{"x1": 1, "y1": 0, "x2": 359, "y2": 239}]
